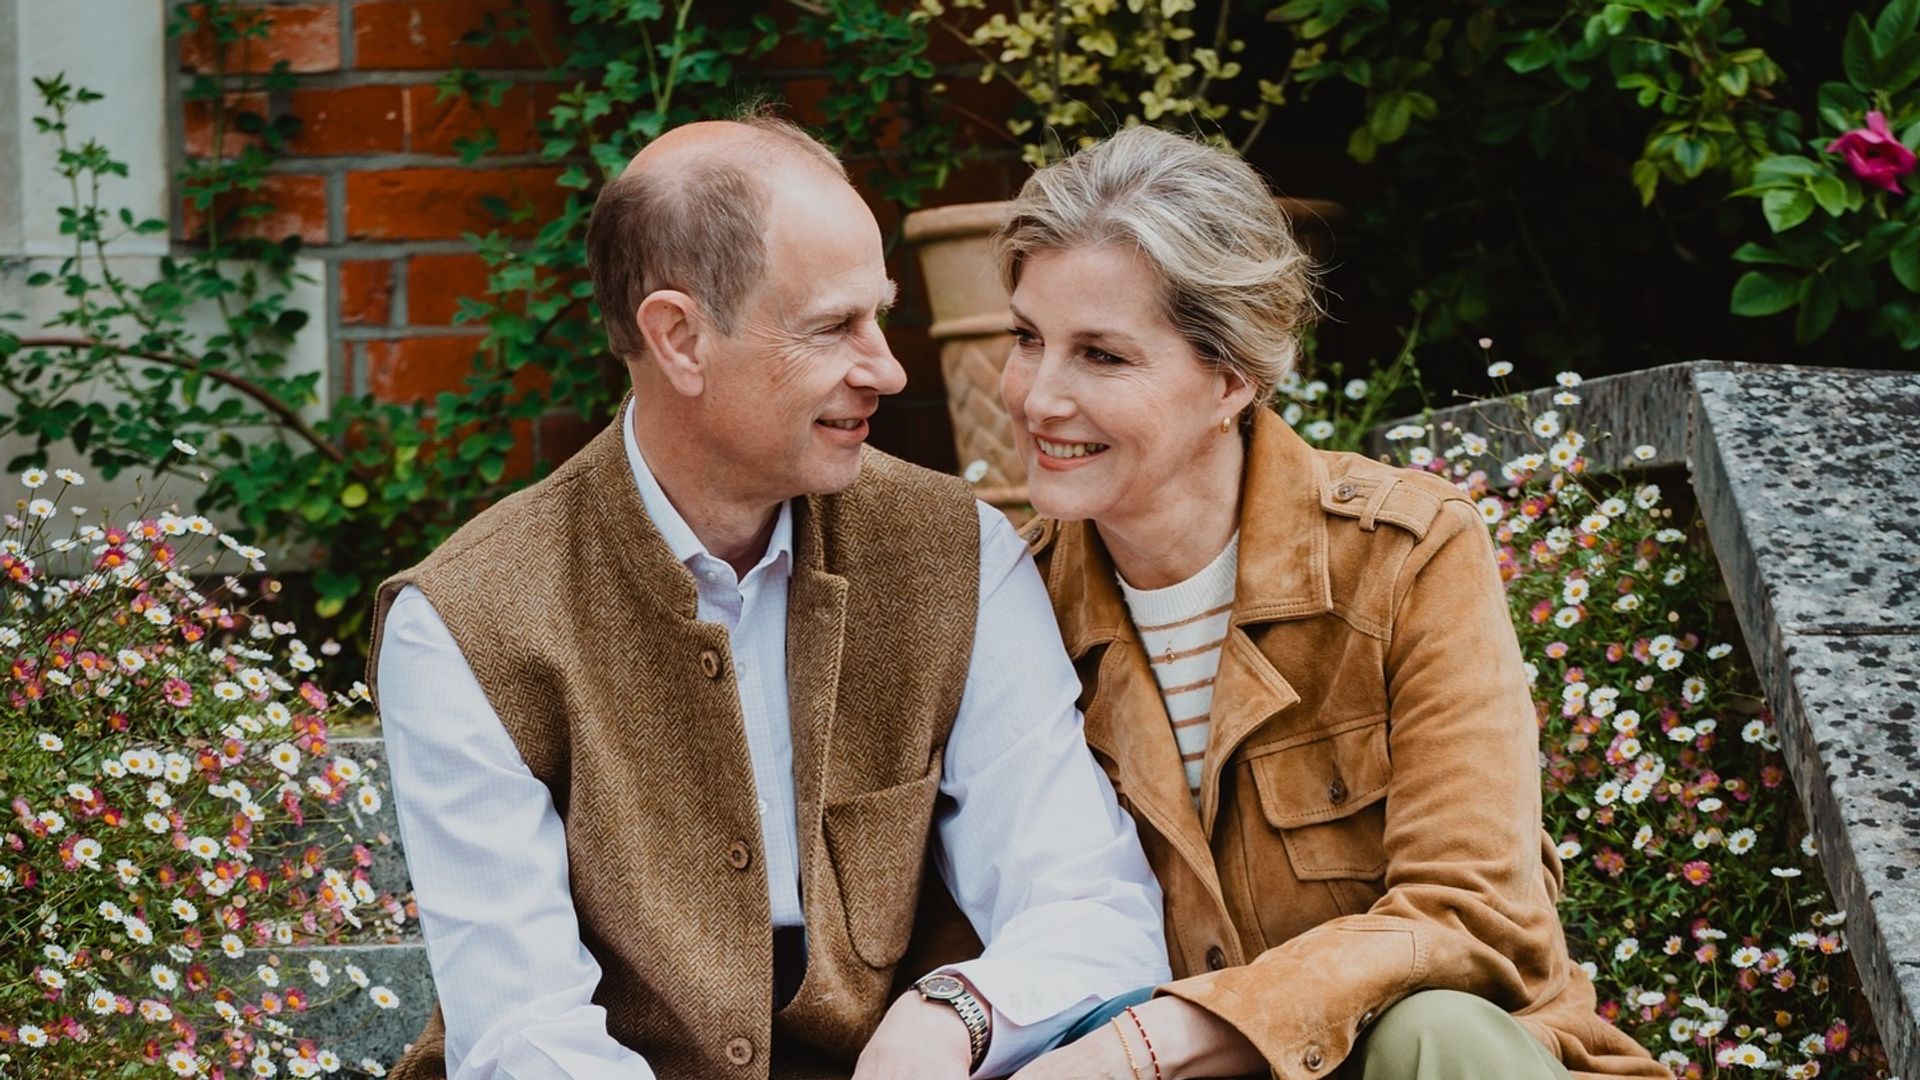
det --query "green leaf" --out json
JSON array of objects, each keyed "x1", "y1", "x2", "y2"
[
  {"x1": 1796, "y1": 277, "x2": 1840, "y2": 342},
  {"x1": 1812, "y1": 175, "x2": 1849, "y2": 217},
  {"x1": 1369, "y1": 93, "x2": 1415, "y2": 143},
  {"x1": 1844, "y1": 13, "x2": 1879, "y2": 90},
  {"x1": 1670, "y1": 135, "x2": 1711, "y2": 179},
  {"x1": 1874, "y1": 0, "x2": 1920, "y2": 57},
  {"x1": 1731, "y1": 242, "x2": 1805, "y2": 267},
  {"x1": 1347, "y1": 126, "x2": 1378, "y2": 163},
  {"x1": 339, "y1": 482, "x2": 369, "y2": 509},
  {"x1": 1631, "y1": 159, "x2": 1660, "y2": 205},
  {"x1": 1817, "y1": 82, "x2": 1868, "y2": 134},
  {"x1": 315, "y1": 595, "x2": 346, "y2": 619},
  {"x1": 1893, "y1": 234, "x2": 1920, "y2": 292},
  {"x1": 1880, "y1": 36, "x2": 1920, "y2": 92},
  {"x1": 1506, "y1": 35, "x2": 1559, "y2": 74},
  {"x1": 1762, "y1": 189, "x2": 1814, "y2": 232},
  {"x1": 1753, "y1": 155, "x2": 1825, "y2": 183},
  {"x1": 1730, "y1": 271, "x2": 1800, "y2": 316}
]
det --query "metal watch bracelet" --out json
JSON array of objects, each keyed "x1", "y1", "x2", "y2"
[{"x1": 914, "y1": 974, "x2": 989, "y2": 1070}]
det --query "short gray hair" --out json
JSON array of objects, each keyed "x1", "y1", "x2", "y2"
[
  {"x1": 588, "y1": 109, "x2": 845, "y2": 359},
  {"x1": 995, "y1": 125, "x2": 1318, "y2": 401}
]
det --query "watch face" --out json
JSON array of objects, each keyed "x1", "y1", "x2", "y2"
[{"x1": 918, "y1": 974, "x2": 965, "y2": 1000}]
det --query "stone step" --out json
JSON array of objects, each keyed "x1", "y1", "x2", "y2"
[{"x1": 268, "y1": 941, "x2": 432, "y2": 1070}]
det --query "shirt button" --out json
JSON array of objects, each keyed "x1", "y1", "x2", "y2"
[
  {"x1": 1328, "y1": 777, "x2": 1349, "y2": 804},
  {"x1": 699, "y1": 649, "x2": 722, "y2": 679},
  {"x1": 1205, "y1": 946, "x2": 1226, "y2": 971},
  {"x1": 756, "y1": 799, "x2": 769, "y2": 818},
  {"x1": 725, "y1": 1036, "x2": 753, "y2": 1065},
  {"x1": 726, "y1": 840, "x2": 752, "y2": 870},
  {"x1": 703, "y1": 569, "x2": 719, "y2": 583},
  {"x1": 1304, "y1": 1044, "x2": 1326, "y2": 1070}
]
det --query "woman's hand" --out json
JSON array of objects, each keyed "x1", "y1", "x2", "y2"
[
  {"x1": 1007, "y1": 1017, "x2": 1138, "y2": 1080},
  {"x1": 1011, "y1": 996, "x2": 1266, "y2": 1080}
]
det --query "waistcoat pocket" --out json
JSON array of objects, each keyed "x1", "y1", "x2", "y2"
[
  {"x1": 823, "y1": 762, "x2": 943, "y2": 968},
  {"x1": 1246, "y1": 714, "x2": 1391, "y2": 880}
]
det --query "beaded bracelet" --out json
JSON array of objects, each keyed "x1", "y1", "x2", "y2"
[
  {"x1": 1124, "y1": 1006, "x2": 1164, "y2": 1080},
  {"x1": 1110, "y1": 1016, "x2": 1144, "y2": 1080}
]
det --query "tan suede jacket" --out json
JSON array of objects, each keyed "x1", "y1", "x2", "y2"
[{"x1": 1024, "y1": 407, "x2": 1663, "y2": 1080}]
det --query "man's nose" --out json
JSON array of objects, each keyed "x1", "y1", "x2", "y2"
[{"x1": 851, "y1": 333, "x2": 908, "y2": 396}]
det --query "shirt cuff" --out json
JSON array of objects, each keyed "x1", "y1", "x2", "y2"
[{"x1": 938, "y1": 960, "x2": 1101, "y2": 1078}]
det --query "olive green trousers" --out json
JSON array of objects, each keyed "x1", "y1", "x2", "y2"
[{"x1": 1348, "y1": 990, "x2": 1573, "y2": 1080}]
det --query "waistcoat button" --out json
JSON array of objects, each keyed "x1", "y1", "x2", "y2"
[
  {"x1": 1304, "y1": 1044, "x2": 1325, "y2": 1070},
  {"x1": 1205, "y1": 946, "x2": 1226, "y2": 971},
  {"x1": 725, "y1": 1036, "x2": 753, "y2": 1065},
  {"x1": 700, "y1": 649, "x2": 722, "y2": 679},
  {"x1": 1333, "y1": 482, "x2": 1360, "y2": 502},
  {"x1": 1328, "y1": 777, "x2": 1349, "y2": 804},
  {"x1": 726, "y1": 841, "x2": 752, "y2": 870}
]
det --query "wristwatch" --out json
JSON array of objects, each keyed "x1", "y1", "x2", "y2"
[{"x1": 914, "y1": 972, "x2": 989, "y2": 1071}]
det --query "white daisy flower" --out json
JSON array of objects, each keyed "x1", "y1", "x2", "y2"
[
  {"x1": 21, "y1": 468, "x2": 48, "y2": 489},
  {"x1": 1487, "y1": 361, "x2": 1513, "y2": 378},
  {"x1": 1614, "y1": 937, "x2": 1639, "y2": 961},
  {"x1": 171, "y1": 439, "x2": 198, "y2": 457},
  {"x1": 368, "y1": 985, "x2": 399, "y2": 1009}
]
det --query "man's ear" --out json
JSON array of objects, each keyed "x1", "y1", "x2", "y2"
[{"x1": 636, "y1": 289, "x2": 707, "y2": 398}]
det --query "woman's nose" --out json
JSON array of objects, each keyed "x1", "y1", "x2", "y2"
[{"x1": 1018, "y1": 350, "x2": 1075, "y2": 422}]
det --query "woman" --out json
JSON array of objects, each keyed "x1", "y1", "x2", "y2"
[{"x1": 997, "y1": 127, "x2": 1665, "y2": 1080}]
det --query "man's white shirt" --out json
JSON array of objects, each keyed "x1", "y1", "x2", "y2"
[{"x1": 376, "y1": 402, "x2": 1169, "y2": 1079}]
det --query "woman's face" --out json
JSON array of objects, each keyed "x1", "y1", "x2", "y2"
[{"x1": 1001, "y1": 244, "x2": 1254, "y2": 525}]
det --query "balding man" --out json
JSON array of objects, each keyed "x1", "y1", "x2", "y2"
[{"x1": 369, "y1": 113, "x2": 1169, "y2": 1080}]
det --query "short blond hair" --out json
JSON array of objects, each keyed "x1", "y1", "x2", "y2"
[
  {"x1": 995, "y1": 125, "x2": 1318, "y2": 400},
  {"x1": 587, "y1": 108, "x2": 845, "y2": 359}
]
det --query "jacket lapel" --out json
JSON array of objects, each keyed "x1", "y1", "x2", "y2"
[
  {"x1": 784, "y1": 496, "x2": 848, "y2": 859},
  {"x1": 1048, "y1": 408, "x2": 1338, "y2": 836},
  {"x1": 1046, "y1": 517, "x2": 1231, "y2": 920}
]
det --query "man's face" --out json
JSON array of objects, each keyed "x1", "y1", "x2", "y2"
[{"x1": 697, "y1": 169, "x2": 904, "y2": 502}]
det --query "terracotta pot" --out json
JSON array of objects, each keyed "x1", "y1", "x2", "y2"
[{"x1": 903, "y1": 198, "x2": 1341, "y2": 521}]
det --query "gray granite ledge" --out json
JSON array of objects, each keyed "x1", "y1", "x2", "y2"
[{"x1": 1389, "y1": 361, "x2": 1920, "y2": 1077}]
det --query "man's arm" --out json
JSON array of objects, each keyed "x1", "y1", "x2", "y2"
[
  {"x1": 931, "y1": 504, "x2": 1172, "y2": 1076},
  {"x1": 378, "y1": 586, "x2": 657, "y2": 1080}
]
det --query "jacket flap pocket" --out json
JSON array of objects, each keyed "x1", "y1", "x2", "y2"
[
  {"x1": 822, "y1": 764, "x2": 942, "y2": 968},
  {"x1": 1246, "y1": 715, "x2": 1390, "y2": 829}
]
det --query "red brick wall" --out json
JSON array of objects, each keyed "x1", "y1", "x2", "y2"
[{"x1": 174, "y1": 0, "x2": 1029, "y2": 478}]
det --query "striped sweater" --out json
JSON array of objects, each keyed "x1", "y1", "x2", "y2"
[{"x1": 1117, "y1": 533, "x2": 1239, "y2": 808}]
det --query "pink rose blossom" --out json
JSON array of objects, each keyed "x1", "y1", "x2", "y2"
[{"x1": 1826, "y1": 111, "x2": 1917, "y2": 195}]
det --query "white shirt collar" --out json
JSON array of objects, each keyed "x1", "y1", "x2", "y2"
[{"x1": 622, "y1": 399, "x2": 794, "y2": 576}]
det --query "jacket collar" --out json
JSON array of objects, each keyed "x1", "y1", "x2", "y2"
[{"x1": 1047, "y1": 405, "x2": 1334, "y2": 659}]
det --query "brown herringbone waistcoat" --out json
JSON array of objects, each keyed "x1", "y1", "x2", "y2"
[{"x1": 367, "y1": 415, "x2": 981, "y2": 1080}]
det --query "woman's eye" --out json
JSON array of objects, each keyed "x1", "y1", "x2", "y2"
[
  {"x1": 1086, "y1": 346, "x2": 1126, "y2": 365},
  {"x1": 1008, "y1": 327, "x2": 1038, "y2": 347}
]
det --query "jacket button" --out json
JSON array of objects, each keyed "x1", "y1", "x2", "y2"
[
  {"x1": 699, "y1": 649, "x2": 722, "y2": 679},
  {"x1": 1303, "y1": 1044, "x2": 1326, "y2": 1070},
  {"x1": 1205, "y1": 946, "x2": 1227, "y2": 971},
  {"x1": 1333, "y1": 482, "x2": 1360, "y2": 502},
  {"x1": 726, "y1": 840, "x2": 752, "y2": 870},
  {"x1": 1328, "y1": 777, "x2": 1349, "y2": 804},
  {"x1": 1360, "y1": 1008, "x2": 1377, "y2": 1027},
  {"x1": 725, "y1": 1036, "x2": 753, "y2": 1065}
]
